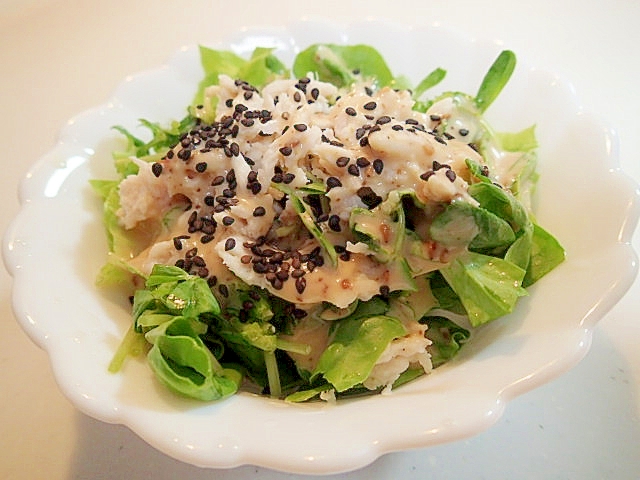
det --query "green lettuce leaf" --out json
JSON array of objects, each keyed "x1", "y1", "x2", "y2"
[
  {"x1": 439, "y1": 251, "x2": 528, "y2": 326},
  {"x1": 293, "y1": 44, "x2": 394, "y2": 88},
  {"x1": 313, "y1": 315, "x2": 406, "y2": 392},
  {"x1": 523, "y1": 223, "x2": 565, "y2": 287},
  {"x1": 423, "y1": 316, "x2": 470, "y2": 367},
  {"x1": 474, "y1": 50, "x2": 516, "y2": 113},
  {"x1": 146, "y1": 317, "x2": 241, "y2": 401}
]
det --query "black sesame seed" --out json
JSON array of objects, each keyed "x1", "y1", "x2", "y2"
[
  {"x1": 359, "y1": 136, "x2": 369, "y2": 147},
  {"x1": 250, "y1": 182, "x2": 262, "y2": 194},
  {"x1": 222, "y1": 216, "x2": 234, "y2": 226},
  {"x1": 279, "y1": 146, "x2": 292, "y2": 156},
  {"x1": 379, "y1": 285, "x2": 390, "y2": 297},
  {"x1": 336, "y1": 156, "x2": 350, "y2": 167},
  {"x1": 230, "y1": 142, "x2": 240, "y2": 157},
  {"x1": 219, "y1": 284, "x2": 229, "y2": 297},
  {"x1": 253, "y1": 262, "x2": 267, "y2": 274},
  {"x1": 225, "y1": 98, "x2": 233, "y2": 108},
  {"x1": 420, "y1": 171, "x2": 435, "y2": 181},
  {"x1": 224, "y1": 237, "x2": 236, "y2": 251},
  {"x1": 357, "y1": 186, "x2": 382, "y2": 209},
  {"x1": 372, "y1": 158, "x2": 384, "y2": 174},
  {"x1": 355, "y1": 127, "x2": 366, "y2": 140},
  {"x1": 173, "y1": 235, "x2": 189, "y2": 250},
  {"x1": 328, "y1": 215, "x2": 342, "y2": 232},
  {"x1": 430, "y1": 114, "x2": 441, "y2": 122},
  {"x1": 347, "y1": 164, "x2": 360, "y2": 176},
  {"x1": 445, "y1": 169, "x2": 457, "y2": 182},
  {"x1": 356, "y1": 157, "x2": 370, "y2": 168},
  {"x1": 242, "y1": 300, "x2": 254, "y2": 311},
  {"x1": 283, "y1": 173, "x2": 295, "y2": 184},
  {"x1": 293, "y1": 123, "x2": 307, "y2": 132},
  {"x1": 253, "y1": 206, "x2": 266, "y2": 217},
  {"x1": 391, "y1": 124, "x2": 404, "y2": 131},
  {"x1": 459, "y1": 128, "x2": 469, "y2": 136},
  {"x1": 212, "y1": 176, "x2": 225, "y2": 186},
  {"x1": 293, "y1": 308, "x2": 307, "y2": 319},
  {"x1": 293, "y1": 91, "x2": 301, "y2": 102},
  {"x1": 195, "y1": 162, "x2": 207, "y2": 173},
  {"x1": 363, "y1": 101, "x2": 377, "y2": 110},
  {"x1": 201, "y1": 234, "x2": 215, "y2": 244},
  {"x1": 345, "y1": 106, "x2": 357, "y2": 116},
  {"x1": 326, "y1": 176, "x2": 342, "y2": 190},
  {"x1": 192, "y1": 255, "x2": 206, "y2": 267},
  {"x1": 295, "y1": 276, "x2": 307, "y2": 294},
  {"x1": 177, "y1": 148, "x2": 191, "y2": 161},
  {"x1": 151, "y1": 162, "x2": 163, "y2": 177},
  {"x1": 311, "y1": 88, "x2": 319, "y2": 100},
  {"x1": 376, "y1": 115, "x2": 391, "y2": 125},
  {"x1": 276, "y1": 270, "x2": 289, "y2": 281}
]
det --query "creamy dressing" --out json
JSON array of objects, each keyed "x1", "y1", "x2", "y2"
[{"x1": 115, "y1": 73, "x2": 524, "y2": 393}]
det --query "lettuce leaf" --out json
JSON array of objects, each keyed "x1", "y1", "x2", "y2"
[
  {"x1": 439, "y1": 251, "x2": 528, "y2": 326},
  {"x1": 293, "y1": 44, "x2": 394, "y2": 88},
  {"x1": 146, "y1": 316, "x2": 241, "y2": 401},
  {"x1": 423, "y1": 316, "x2": 470, "y2": 367},
  {"x1": 313, "y1": 314, "x2": 406, "y2": 392}
]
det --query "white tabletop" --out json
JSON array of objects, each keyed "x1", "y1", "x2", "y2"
[{"x1": 1, "y1": 1, "x2": 639, "y2": 478}]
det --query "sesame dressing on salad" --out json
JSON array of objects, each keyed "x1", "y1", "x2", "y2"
[{"x1": 95, "y1": 44, "x2": 564, "y2": 403}]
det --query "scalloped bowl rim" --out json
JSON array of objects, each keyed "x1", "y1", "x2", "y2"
[{"x1": 3, "y1": 19, "x2": 639, "y2": 475}]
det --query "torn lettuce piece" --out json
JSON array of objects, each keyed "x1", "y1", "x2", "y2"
[
  {"x1": 439, "y1": 251, "x2": 528, "y2": 327},
  {"x1": 423, "y1": 316, "x2": 470, "y2": 368},
  {"x1": 429, "y1": 200, "x2": 516, "y2": 250},
  {"x1": 146, "y1": 316, "x2": 241, "y2": 401},
  {"x1": 293, "y1": 44, "x2": 395, "y2": 89},
  {"x1": 142, "y1": 264, "x2": 221, "y2": 319},
  {"x1": 523, "y1": 223, "x2": 565, "y2": 287},
  {"x1": 312, "y1": 314, "x2": 406, "y2": 392},
  {"x1": 194, "y1": 46, "x2": 289, "y2": 121}
]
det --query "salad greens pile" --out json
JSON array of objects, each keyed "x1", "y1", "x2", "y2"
[{"x1": 94, "y1": 43, "x2": 564, "y2": 403}]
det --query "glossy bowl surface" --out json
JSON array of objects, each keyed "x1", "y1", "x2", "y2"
[{"x1": 3, "y1": 19, "x2": 638, "y2": 475}]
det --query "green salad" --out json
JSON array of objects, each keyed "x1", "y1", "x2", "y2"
[{"x1": 92, "y1": 44, "x2": 564, "y2": 402}]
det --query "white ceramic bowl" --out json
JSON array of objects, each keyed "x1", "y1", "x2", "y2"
[{"x1": 3, "y1": 19, "x2": 639, "y2": 475}]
